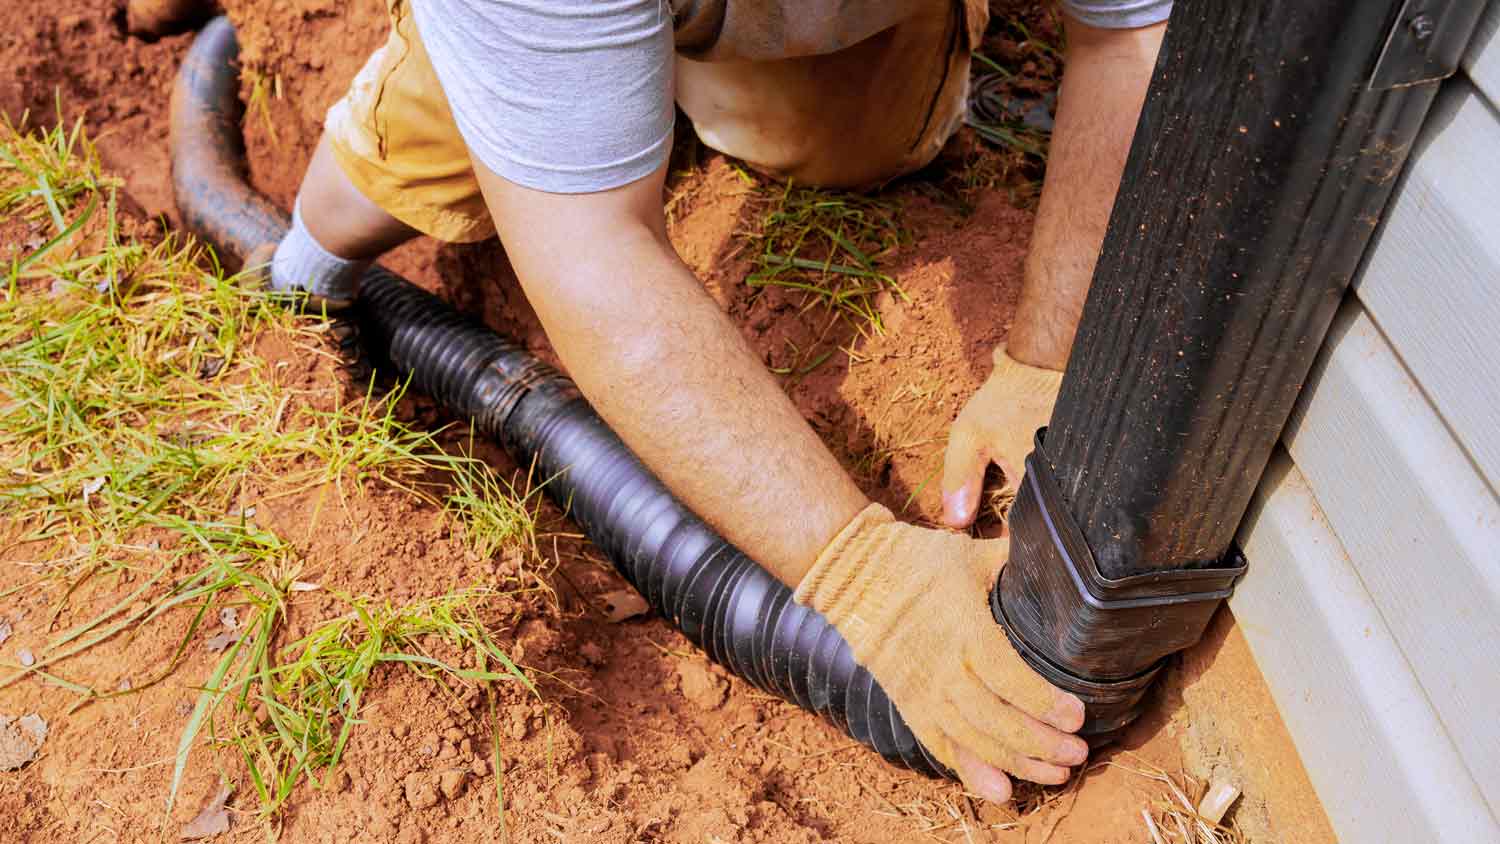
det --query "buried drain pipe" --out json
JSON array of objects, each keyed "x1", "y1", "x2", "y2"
[
  {"x1": 992, "y1": 0, "x2": 1491, "y2": 734},
  {"x1": 171, "y1": 17, "x2": 947, "y2": 778}
]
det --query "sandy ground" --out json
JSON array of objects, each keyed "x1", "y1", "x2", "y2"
[{"x1": 0, "y1": 1, "x2": 1335, "y2": 842}]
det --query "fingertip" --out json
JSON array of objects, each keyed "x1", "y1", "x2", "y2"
[
  {"x1": 1058, "y1": 734, "x2": 1090, "y2": 767},
  {"x1": 1030, "y1": 763, "x2": 1073, "y2": 786},
  {"x1": 1047, "y1": 693, "x2": 1087, "y2": 732},
  {"x1": 956, "y1": 750, "x2": 1013, "y2": 804}
]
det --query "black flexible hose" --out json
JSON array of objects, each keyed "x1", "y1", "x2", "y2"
[{"x1": 171, "y1": 16, "x2": 947, "y2": 778}]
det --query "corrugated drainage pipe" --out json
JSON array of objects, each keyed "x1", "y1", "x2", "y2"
[{"x1": 171, "y1": 16, "x2": 948, "y2": 779}]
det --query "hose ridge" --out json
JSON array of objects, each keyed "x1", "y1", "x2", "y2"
[{"x1": 172, "y1": 15, "x2": 948, "y2": 781}]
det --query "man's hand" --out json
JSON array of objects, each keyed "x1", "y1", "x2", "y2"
[
  {"x1": 796, "y1": 503, "x2": 1087, "y2": 801},
  {"x1": 471, "y1": 151, "x2": 1085, "y2": 802},
  {"x1": 941, "y1": 346, "x2": 1063, "y2": 529}
]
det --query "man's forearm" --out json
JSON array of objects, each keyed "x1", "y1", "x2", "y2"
[
  {"x1": 530, "y1": 228, "x2": 866, "y2": 583},
  {"x1": 1009, "y1": 17, "x2": 1166, "y2": 370},
  {"x1": 475, "y1": 162, "x2": 868, "y2": 585}
]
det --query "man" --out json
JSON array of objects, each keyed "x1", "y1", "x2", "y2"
[{"x1": 257, "y1": 0, "x2": 1167, "y2": 804}]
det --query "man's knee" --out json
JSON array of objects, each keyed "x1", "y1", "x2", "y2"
[{"x1": 675, "y1": 3, "x2": 975, "y2": 190}]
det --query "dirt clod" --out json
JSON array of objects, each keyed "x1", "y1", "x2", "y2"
[
  {"x1": 402, "y1": 772, "x2": 440, "y2": 810},
  {"x1": 0, "y1": 714, "x2": 47, "y2": 771},
  {"x1": 579, "y1": 640, "x2": 607, "y2": 666},
  {"x1": 676, "y1": 660, "x2": 729, "y2": 711},
  {"x1": 438, "y1": 768, "x2": 467, "y2": 800}
]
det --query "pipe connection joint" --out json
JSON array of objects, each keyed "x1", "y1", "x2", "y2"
[{"x1": 990, "y1": 430, "x2": 1247, "y2": 735}]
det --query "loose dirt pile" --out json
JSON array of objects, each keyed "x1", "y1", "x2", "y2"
[{"x1": 0, "y1": 1, "x2": 1333, "y2": 842}]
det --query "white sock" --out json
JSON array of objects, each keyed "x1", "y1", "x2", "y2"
[{"x1": 271, "y1": 198, "x2": 369, "y2": 304}]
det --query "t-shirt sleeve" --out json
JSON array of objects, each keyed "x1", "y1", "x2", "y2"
[
  {"x1": 410, "y1": 0, "x2": 674, "y2": 194},
  {"x1": 1061, "y1": 0, "x2": 1171, "y2": 29}
]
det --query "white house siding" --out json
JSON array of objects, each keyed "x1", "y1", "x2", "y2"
[{"x1": 1229, "y1": 6, "x2": 1500, "y2": 840}]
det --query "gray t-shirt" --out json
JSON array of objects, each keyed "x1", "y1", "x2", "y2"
[
  {"x1": 411, "y1": 0, "x2": 675, "y2": 194},
  {"x1": 411, "y1": 0, "x2": 1170, "y2": 195}
]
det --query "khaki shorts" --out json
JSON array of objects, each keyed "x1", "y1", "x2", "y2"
[{"x1": 326, "y1": 0, "x2": 988, "y2": 243}]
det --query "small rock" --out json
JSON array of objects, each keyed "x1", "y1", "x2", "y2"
[
  {"x1": 17, "y1": 649, "x2": 35, "y2": 668},
  {"x1": 392, "y1": 723, "x2": 410, "y2": 739},
  {"x1": 333, "y1": 770, "x2": 352, "y2": 792},
  {"x1": 459, "y1": 737, "x2": 473, "y2": 756},
  {"x1": 599, "y1": 589, "x2": 650, "y2": 623},
  {"x1": 438, "y1": 769, "x2": 466, "y2": 800},
  {"x1": 180, "y1": 784, "x2": 232, "y2": 840},
  {"x1": 506, "y1": 717, "x2": 529, "y2": 741},
  {"x1": 0, "y1": 619, "x2": 11, "y2": 645},
  {"x1": 676, "y1": 660, "x2": 729, "y2": 711},
  {"x1": 198, "y1": 356, "x2": 225, "y2": 380},
  {"x1": 403, "y1": 772, "x2": 440, "y2": 810},
  {"x1": 203, "y1": 629, "x2": 240, "y2": 653},
  {"x1": 470, "y1": 757, "x2": 490, "y2": 778},
  {"x1": 0, "y1": 713, "x2": 47, "y2": 770},
  {"x1": 443, "y1": 727, "x2": 465, "y2": 745},
  {"x1": 394, "y1": 825, "x2": 426, "y2": 844},
  {"x1": 1197, "y1": 779, "x2": 1242, "y2": 825}
]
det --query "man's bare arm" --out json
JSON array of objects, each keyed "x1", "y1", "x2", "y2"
[
  {"x1": 1008, "y1": 16, "x2": 1166, "y2": 370},
  {"x1": 942, "y1": 16, "x2": 1165, "y2": 528},
  {"x1": 472, "y1": 157, "x2": 869, "y2": 587}
]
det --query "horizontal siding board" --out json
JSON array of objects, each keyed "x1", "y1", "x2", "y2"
[
  {"x1": 1234, "y1": 453, "x2": 1498, "y2": 842},
  {"x1": 1464, "y1": 0, "x2": 1500, "y2": 104},
  {"x1": 1282, "y1": 302, "x2": 1500, "y2": 815},
  {"x1": 1355, "y1": 79, "x2": 1500, "y2": 491}
]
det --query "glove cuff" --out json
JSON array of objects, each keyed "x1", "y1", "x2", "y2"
[
  {"x1": 993, "y1": 345, "x2": 1065, "y2": 393},
  {"x1": 793, "y1": 502, "x2": 899, "y2": 654}
]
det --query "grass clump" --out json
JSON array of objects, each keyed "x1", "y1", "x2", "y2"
[
  {"x1": 744, "y1": 178, "x2": 909, "y2": 335},
  {"x1": 1, "y1": 108, "x2": 296, "y2": 559},
  {"x1": 0, "y1": 112, "x2": 548, "y2": 826},
  {"x1": 444, "y1": 445, "x2": 548, "y2": 564},
  {"x1": 191, "y1": 587, "x2": 535, "y2": 816}
]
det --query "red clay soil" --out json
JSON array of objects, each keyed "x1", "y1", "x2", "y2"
[{"x1": 0, "y1": 2, "x2": 1335, "y2": 842}]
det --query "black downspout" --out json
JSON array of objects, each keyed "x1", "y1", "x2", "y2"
[{"x1": 994, "y1": 0, "x2": 1491, "y2": 734}]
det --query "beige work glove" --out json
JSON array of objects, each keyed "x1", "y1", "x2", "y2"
[
  {"x1": 795, "y1": 503, "x2": 1087, "y2": 803},
  {"x1": 941, "y1": 346, "x2": 1064, "y2": 529}
]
